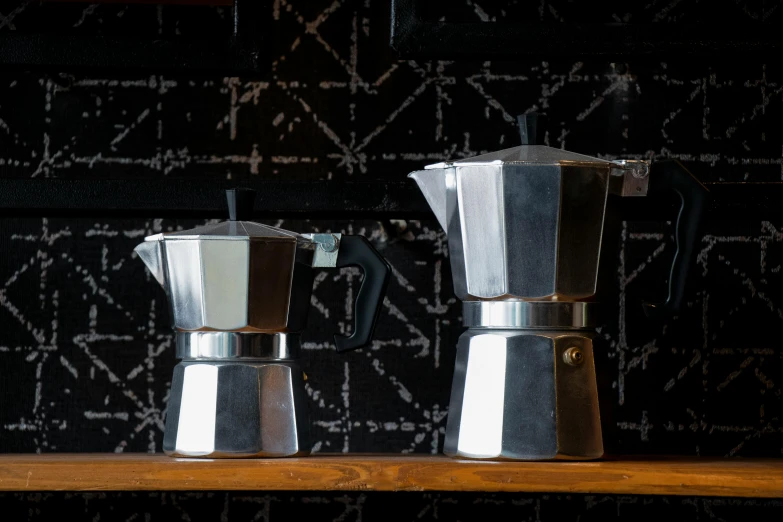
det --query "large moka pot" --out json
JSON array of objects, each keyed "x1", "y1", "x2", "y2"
[{"x1": 409, "y1": 114, "x2": 709, "y2": 460}]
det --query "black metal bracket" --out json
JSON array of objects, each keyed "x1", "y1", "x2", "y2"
[
  {"x1": 1, "y1": 178, "x2": 782, "y2": 221},
  {"x1": 0, "y1": 0, "x2": 268, "y2": 76},
  {"x1": 390, "y1": 0, "x2": 783, "y2": 59}
]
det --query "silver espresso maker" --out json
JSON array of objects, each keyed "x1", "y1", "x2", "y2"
[
  {"x1": 134, "y1": 189, "x2": 390, "y2": 458},
  {"x1": 410, "y1": 114, "x2": 708, "y2": 460}
]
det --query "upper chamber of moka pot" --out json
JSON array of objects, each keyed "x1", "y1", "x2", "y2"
[
  {"x1": 134, "y1": 191, "x2": 325, "y2": 333},
  {"x1": 409, "y1": 116, "x2": 650, "y2": 303}
]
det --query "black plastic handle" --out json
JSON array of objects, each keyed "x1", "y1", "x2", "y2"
[
  {"x1": 517, "y1": 113, "x2": 547, "y2": 145},
  {"x1": 642, "y1": 160, "x2": 710, "y2": 319},
  {"x1": 333, "y1": 235, "x2": 391, "y2": 352},
  {"x1": 226, "y1": 188, "x2": 256, "y2": 221}
]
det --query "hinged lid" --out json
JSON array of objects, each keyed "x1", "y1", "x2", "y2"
[
  {"x1": 164, "y1": 221, "x2": 302, "y2": 241},
  {"x1": 150, "y1": 188, "x2": 304, "y2": 242},
  {"x1": 425, "y1": 145, "x2": 623, "y2": 169},
  {"x1": 425, "y1": 114, "x2": 632, "y2": 170}
]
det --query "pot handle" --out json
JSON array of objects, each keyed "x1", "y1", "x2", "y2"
[
  {"x1": 642, "y1": 160, "x2": 710, "y2": 318},
  {"x1": 332, "y1": 235, "x2": 391, "y2": 352}
]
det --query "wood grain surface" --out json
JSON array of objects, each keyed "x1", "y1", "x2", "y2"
[{"x1": 1, "y1": 454, "x2": 782, "y2": 497}]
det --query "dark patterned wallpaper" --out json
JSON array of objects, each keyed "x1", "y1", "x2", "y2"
[
  {"x1": 3, "y1": 491, "x2": 783, "y2": 521},
  {"x1": 2, "y1": 0, "x2": 783, "y2": 520},
  {"x1": 423, "y1": 0, "x2": 783, "y2": 23}
]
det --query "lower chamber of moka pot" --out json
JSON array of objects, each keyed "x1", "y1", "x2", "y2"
[
  {"x1": 163, "y1": 359, "x2": 311, "y2": 458},
  {"x1": 443, "y1": 330, "x2": 603, "y2": 461}
]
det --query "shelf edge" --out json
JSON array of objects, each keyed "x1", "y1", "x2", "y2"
[{"x1": 1, "y1": 454, "x2": 782, "y2": 497}]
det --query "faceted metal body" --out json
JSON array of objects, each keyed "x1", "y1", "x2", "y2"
[
  {"x1": 164, "y1": 356, "x2": 309, "y2": 458},
  {"x1": 135, "y1": 223, "x2": 323, "y2": 333},
  {"x1": 163, "y1": 239, "x2": 320, "y2": 332},
  {"x1": 443, "y1": 329, "x2": 602, "y2": 460},
  {"x1": 410, "y1": 144, "x2": 650, "y2": 461},
  {"x1": 134, "y1": 223, "x2": 354, "y2": 459},
  {"x1": 412, "y1": 146, "x2": 649, "y2": 302}
]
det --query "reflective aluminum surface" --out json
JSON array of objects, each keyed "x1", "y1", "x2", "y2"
[
  {"x1": 443, "y1": 329, "x2": 603, "y2": 460},
  {"x1": 135, "y1": 221, "x2": 356, "y2": 460},
  {"x1": 164, "y1": 359, "x2": 310, "y2": 458},
  {"x1": 411, "y1": 144, "x2": 646, "y2": 462},
  {"x1": 135, "y1": 228, "x2": 345, "y2": 333},
  {"x1": 176, "y1": 332, "x2": 300, "y2": 360},
  {"x1": 426, "y1": 144, "x2": 637, "y2": 168},
  {"x1": 463, "y1": 301, "x2": 598, "y2": 329},
  {"x1": 409, "y1": 145, "x2": 649, "y2": 301}
]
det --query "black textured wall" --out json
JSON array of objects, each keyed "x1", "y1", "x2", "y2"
[
  {"x1": 4, "y1": 491, "x2": 783, "y2": 521},
  {"x1": 2, "y1": 1, "x2": 783, "y2": 520}
]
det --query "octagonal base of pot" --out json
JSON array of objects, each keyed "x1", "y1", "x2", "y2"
[
  {"x1": 163, "y1": 361, "x2": 310, "y2": 458},
  {"x1": 443, "y1": 330, "x2": 603, "y2": 461}
]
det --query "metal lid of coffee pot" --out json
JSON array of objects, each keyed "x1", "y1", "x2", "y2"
[
  {"x1": 426, "y1": 113, "x2": 649, "y2": 178},
  {"x1": 409, "y1": 112, "x2": 710, "y2": 319},
  {"x1": 426, "y1": 144, "x2": 627, "y2": 169},
  {"x1": 134, "y1": 188, "x2": 391, "y2": 351},
  {"x1": 164, "y1": 220, "x2": 301, "y2": 241},
  {"x1": 158, "y1": 188, "x2": 303, "y2": 242}
]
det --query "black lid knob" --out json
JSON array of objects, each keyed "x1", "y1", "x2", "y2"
[
  {"x1": 226, "y1": 188, "x2": 256, "y2": 221},
  {"x1": 517, "y1": 113, "x2": 547, "y2": 145}
]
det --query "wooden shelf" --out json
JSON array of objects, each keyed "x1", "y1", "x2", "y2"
[{"x1": 1, "y1": 454, "x2": 782, "y2": 497}]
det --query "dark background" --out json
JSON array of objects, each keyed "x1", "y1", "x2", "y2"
[{"x1": 2, "y1": 0, "x2": 783, "y2": 520}]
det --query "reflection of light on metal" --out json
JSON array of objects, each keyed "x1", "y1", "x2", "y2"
[
  {"x1": 134, "y1": 189, "x2": 391, "y2": 458},
  {"x1": 457, "y1": 335, "x2": 506, "y2": 458},
  {"x1": 410, "y1": 126, "x2": 664, "y2": 460},
  {"x1": 175, "y1": 365, "x2": 218, "y2": 456},
  {"x1": 201, "y1": 241, "x2": 249, "y2": 329}
]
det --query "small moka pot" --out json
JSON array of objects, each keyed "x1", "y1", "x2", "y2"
[{"x1": 135, "y1": 189, "x2": 390, "y2": 457}]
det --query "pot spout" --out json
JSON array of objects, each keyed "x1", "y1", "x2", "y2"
[
  {"x1": 408, "y1": 169, "x2": 448, "y2": 231},
  {"x1": 134, "y1": 234, "x2": 166, "y2": 287}
]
